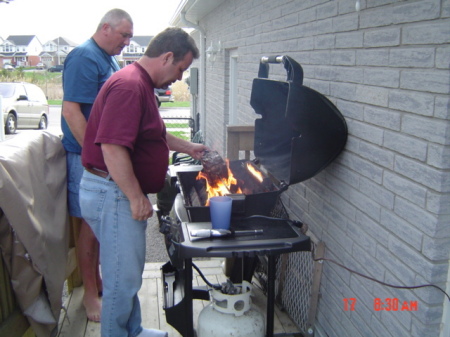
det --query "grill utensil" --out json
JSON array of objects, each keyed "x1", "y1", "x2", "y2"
[{"x1": 190, "y1": 228, "x2": 263, "y2": 238}]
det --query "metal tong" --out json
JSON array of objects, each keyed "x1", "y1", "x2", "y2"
[
  {"x1": 190, "y1": 228, "x2": 263, "y2": 238},
  {"x1": 164, "y1": 272, "x2": 175, "y2": 307}
]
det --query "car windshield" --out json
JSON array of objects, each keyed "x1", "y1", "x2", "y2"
[{"x1": 0, "y1": 84, "x2": 15, "y2": 98}]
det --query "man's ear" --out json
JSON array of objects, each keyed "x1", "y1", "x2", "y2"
[
  {"x1": 101, "y1": 23, "x2": 111, "y2": 35},
  {"x1": 161, "y1": 52, "x2": 174, "y2": 65}
]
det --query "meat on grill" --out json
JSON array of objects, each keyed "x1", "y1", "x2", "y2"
[{"x1": 200, "y1": 150, "x2": 228, "y2": 184}]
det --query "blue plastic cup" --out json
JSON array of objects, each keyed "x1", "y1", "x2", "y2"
[{"x1": 209, "y1": 196, "x2": 233, "y2": 229}]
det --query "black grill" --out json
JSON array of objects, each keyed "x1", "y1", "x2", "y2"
[{"x1": 158, "y1": 55, "x2": 348, "y2": 337}]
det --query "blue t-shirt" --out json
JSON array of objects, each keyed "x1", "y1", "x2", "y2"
[{"x1": 61, "y1": 38, "x2": 120, "y2": 154}]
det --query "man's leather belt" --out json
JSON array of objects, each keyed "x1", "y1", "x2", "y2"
[{"x1": 86, "y1": 167, "x2": 113, "y2": 181}]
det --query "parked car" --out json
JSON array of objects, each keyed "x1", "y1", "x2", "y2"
[
  {"x1": 3, "y1": 64, "x2": 14, "y2": 71},
  {"x1": 36, "y1": 63, "x2": 45, "y2": 70},
  {"x1": 155, "y1": 86, "x2": 174, "y2": 107},
  {"x1": 48, "y1": 64, "x2": 64, "y2": 73},
  {"x1": 0, "y1": 82, "x2": 49, "y2": 134}
]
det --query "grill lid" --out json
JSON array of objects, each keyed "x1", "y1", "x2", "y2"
[{"x1": 251, "y1": 55, "x2": 348, "y2": 185}]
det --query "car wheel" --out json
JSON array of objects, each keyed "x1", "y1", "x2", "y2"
[
  {"x1": 38, "y1": 115, "x2": 48, "y2": 130},
  {"x1": 5, "y1": 112, "x2": 17, "y2": 134},
  {"x1": 155, "y1": 95, "x2": 161, "y2": 107}
]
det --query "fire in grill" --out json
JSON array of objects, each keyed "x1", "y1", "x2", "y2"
[
  {"x1": 178, "y1": 158, "x2": 286, "y2": 222},
  {"x1": 193, "y1": 150, "x2": 275, "y2": 206}
]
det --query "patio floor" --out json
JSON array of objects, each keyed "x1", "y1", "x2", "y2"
[{"x1": 56, "y1": 258, "x2": 302, "y2": 337}]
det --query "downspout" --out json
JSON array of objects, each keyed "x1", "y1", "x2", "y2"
[{"x1": 180, "y1": 11, "x2": 206, "y2": 140}]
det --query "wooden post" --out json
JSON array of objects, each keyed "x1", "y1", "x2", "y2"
[
  {"x1": 66, "y1": 216, "x2": 83, "y2": 293},
  {"x1": 226, "y1": 125, "x2": 255, "y2": 160}
]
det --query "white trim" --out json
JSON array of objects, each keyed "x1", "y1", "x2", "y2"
[{"x1": 228, "y1": 49, "x2": 238, "y2": 125}]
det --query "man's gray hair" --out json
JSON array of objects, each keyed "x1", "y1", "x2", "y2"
[{"x1": 96, "y1": 8, "x2": 133, "y2": 31}]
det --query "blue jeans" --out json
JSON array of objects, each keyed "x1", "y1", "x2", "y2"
[
  {"x1": 66, "y1": 152, "x2": 83, "y2": 217},
  {"x1": 79, "y1": 170, "x2": 147, "y2": 337}
]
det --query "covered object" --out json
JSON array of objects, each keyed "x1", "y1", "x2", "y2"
[{"x1": 0, "y1": 132, "x2": 69, "y2": 336}]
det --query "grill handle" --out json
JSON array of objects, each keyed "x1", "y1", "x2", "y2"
[
  {"x1": 258, "y1": 55, "x2": 303, "y2": 84},
  {"x1": 261, "y1": 55, "x2": 284, "y2": 64}
]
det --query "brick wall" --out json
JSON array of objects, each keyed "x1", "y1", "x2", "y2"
[{"x1": 193, "y1": 0, "x2": 450, "y2": 336}]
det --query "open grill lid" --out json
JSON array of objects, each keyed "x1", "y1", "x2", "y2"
[{"x1": 251, "y1": 55, "x2": 348, "y2": 185}]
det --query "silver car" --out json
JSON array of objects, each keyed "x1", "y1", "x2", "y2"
[{"x1": 0, "y1": 82, "x2": 49, "y2": 134}]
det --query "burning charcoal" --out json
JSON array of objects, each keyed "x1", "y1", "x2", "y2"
[{"x1": 201, "y1": 150, "x2": 228, "y2": 183}]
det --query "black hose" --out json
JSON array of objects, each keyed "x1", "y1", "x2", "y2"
[{"x1": 192, "y1": 262, "x2": 222, "y2": 290}]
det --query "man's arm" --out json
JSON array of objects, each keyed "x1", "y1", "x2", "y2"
[
  {"x1": 101, "y1": 143, "x2": 153, "y2": 221},
  {"x1": 166, "y1": 132, "x2": 208, "y2": 160},
  {"x1": 62, "y1": 101, "x2": 88, "y2": 147}
]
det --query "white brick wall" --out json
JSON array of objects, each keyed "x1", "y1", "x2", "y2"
[{"x1": 191, "y1": 0, "x2": 450, "y2": 336}]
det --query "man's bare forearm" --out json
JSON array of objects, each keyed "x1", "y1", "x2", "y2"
[
  {"x1": 62, "y1": 101, "x2": 87, "y2": 147},
  {"x1": 166, "y1": 133, "x2": 208, "y2": 160}
]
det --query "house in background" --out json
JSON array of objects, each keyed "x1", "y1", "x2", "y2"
[
  {"x1": 170, "y1": 1, "x2": 450, "y2": 337},
  {"x1": 121, "y1": 35, "x2": 152, "y2": 65},
  {"x1": 0, "y1": 35, "x2": 42, "y2": 67},
  {"x1": 41, "y1": 37, "x2": 77, "y2": 68}
]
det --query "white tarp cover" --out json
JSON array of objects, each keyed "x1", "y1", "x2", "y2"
[{"x1": 0, "y1": 131, "x2": 69, "y2": 337}]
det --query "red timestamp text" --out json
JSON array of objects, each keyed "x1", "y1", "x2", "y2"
[
  {"x1": 342, "y1": 298, "x2": 418, "y2": 311},
  {"x1": 343, "y1": 298, "x2": 357, "y2": 311},
  {"x1": 374, "y1": 298, "x2": 418, "y2": 311}
]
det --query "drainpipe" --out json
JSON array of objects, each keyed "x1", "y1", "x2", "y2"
[{"x1": 180, "y1": 11, "x2": 207, "y2": 140}]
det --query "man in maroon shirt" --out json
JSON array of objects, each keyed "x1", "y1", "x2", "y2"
[{"x1": 79, "y1": 27, "x2": 207, "y2": 337}]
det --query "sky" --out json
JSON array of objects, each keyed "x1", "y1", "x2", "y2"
[{"x1": 0, "y1": 0, "x2": 183, "y2": 44}]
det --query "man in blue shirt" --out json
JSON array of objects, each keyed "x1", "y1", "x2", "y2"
[{"x1": 61, "y1": 8, "x2": 133, "y2": 322}]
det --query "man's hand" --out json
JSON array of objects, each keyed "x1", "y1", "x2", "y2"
[
  {"x1": 188, "y1": 142, "x2": 209, "y2": 160},
  {"x1": 129, "y1": 194, "x2": 153, "y2": 221}
]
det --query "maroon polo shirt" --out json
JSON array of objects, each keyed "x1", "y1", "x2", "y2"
[{"x1": 82, "y1": 62, "x2": 169, "y2": 194}]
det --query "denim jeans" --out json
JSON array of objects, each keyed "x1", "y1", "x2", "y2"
[
  {"x1": 80, "y1": 170, "x2": 147, "y2": 337},
  {"x1": 66, "y1": 152, "x2": 83, "y2": 217}
]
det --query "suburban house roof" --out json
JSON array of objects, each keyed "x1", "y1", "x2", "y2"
[
  {"x1": 130, "y1": 36, "x2": 152, "y2": 47},
  {"x1": 49, "y1": 37, "x2": 78, "y2": 47},
  {"x1": 5, "y1": 35, "x2": 41, "y2": 45}
]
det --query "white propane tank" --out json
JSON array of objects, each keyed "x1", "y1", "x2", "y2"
[{"x1": 197, "y1": 281, "x2": 265, "y2": 337}]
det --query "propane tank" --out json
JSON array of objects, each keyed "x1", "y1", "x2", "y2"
[{"x1": 197, "y1": 281, "x2": 265, "y2": 337}]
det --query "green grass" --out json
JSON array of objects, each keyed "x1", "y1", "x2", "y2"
[
  {"x1": 168, "y1": 131, "x2": 190, "y2": 140},
  {"x1": 165, "y1": 122, "x2": 190, "y2": 128},
  {"x1": 1, "y1": 68, "x2": 61, "y2": 82},
  {"x1": 161, "y1": 101, "x2": 190, "y2": 108}
]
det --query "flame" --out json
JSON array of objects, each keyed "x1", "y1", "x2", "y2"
[
  {"x1": 196, "y1": 159, "x2": 242, "y2": 205},
  {"x1": 246, "y1": 162, "x2": 264, "y2": 183}
]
